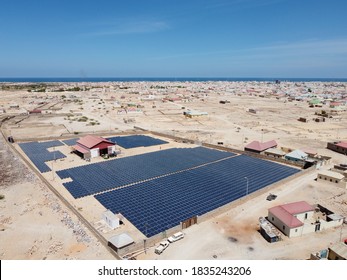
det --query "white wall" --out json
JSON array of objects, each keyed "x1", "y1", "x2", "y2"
[
  {"x1": 90, "y1": 148, "x2": 99, "y2": 158},
  {"x1": 108, "y1": 145, "x2": 116, "y2": 154},
  {"x1": 102, "y1": 210, "x2": 120, "y2": 229}
]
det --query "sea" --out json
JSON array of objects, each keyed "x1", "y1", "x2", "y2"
[{"x1": 0, "y1": 77, "x2": 346, "y2": 83}]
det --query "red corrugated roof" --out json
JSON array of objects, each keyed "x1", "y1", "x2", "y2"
[
  {"x1": 269, "y1": 201, "x2": 314, "y2": 229},
  {"x1": 73, "y1": 144, "x2": 89, "y2": 154},
  {"x1": 300, "y1": 147, "x2": 317, "y2": 155},
  {"x1": 77, "y1": 135, "x2": 114, "y2": 149},
  {"x1": 336, "y1": 142, "x2": 347, "y2": 149},
  {"x1": 245, "y1": 140, "x2": 277, "y2": 152},
  {"x1": 281, "y1": 201, "x2": 315, "y2": 215}
]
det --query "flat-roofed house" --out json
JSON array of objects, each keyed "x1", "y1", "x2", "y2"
[
  {"x1": 73, "y1": 135, "x2": 116, "y2": 159},
  {"x1": 317, "y1": 170, "x2": 346, "y2": 188},
  {"x1": 244, "y1": 140, "x2": 277, "y2": 154},
  {"x1": 328, "y1": 242, "x2": 347, "y2": 260},
  {"x1": 264, "y1": 148, "x2": 285, "y2": 158}
]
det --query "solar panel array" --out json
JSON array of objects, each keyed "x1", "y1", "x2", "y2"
[
  {"x1": 107, "y1": 135, "x2": 168, "y2": 149},
  {"x1": 61, "y1": 138, "x2": 79, "y2": 146},
  {"x1": 95, "y1": 155, "x2": 300, "y2": 237},
  {"x1": 19, "y1": 141, "x2": 66, "y2": 173},
  {"x1": 57, "y1": 147, "x2": 235, "y2": 198}
]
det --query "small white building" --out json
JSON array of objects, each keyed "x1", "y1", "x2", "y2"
[{"x1": 102, "y1": 210, "x2": 120, "y2": 229}]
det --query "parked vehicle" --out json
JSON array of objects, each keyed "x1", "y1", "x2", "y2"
[
  {"x1": 267, "y1": 193, "x2": 277, "y2": 201},
  {"x1": 168, "y1": 232, "x2": 184, "y2": 243},
  {"x1": 155, "y1": 241, "x2": 169, "y2": 254}
]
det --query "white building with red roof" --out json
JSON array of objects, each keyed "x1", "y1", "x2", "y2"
[
  {"x1": 268, "y1": 201, "x2": 315, "y2": 238},
  {"x1": 268, "y1": 201, "x2": 344, "y2": 238},
  {"x1": 73, "y1": 135, "x2": 116, "y2": 159}
]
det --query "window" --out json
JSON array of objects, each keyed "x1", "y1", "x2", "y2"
[
  {"x1": 336, "y1": 180, "x2": 338, "y2": 183},
  {"x1": 330, "y1": 179, "x2": 332, "y2": 182},
  {"x1": 283, "y1": 225, "x2": 285, "y2": 230},
  {"x1": 305, "y1": 213, "x2": 308, "y2": 219},
  {"x1": 295, "y1": 229, "x2": 298, "y2": 232},
  {"x1": 272, "y1": 217, "x2": 274, "y2": 221}
]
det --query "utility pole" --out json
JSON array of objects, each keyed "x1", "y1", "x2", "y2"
[{"x1": 244, "y1": 177, "x2": 249, "y2": 195}]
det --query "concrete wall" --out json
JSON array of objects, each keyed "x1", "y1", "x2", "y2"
[
  {"x1": 288, "y1": 226, "x2": 305, "y2": 238},
  {"x1": 295, "y1": 211, "x2": 314, "y2": 222},
  {"x1": 327, "y1": 142, "x2": 347, "y2": 155},
  {"x1": 317, "y1": 174, "x2": 347, "y2": 188},
  {"x1": 301, "y1": 223, "x2": 316, "y2": 235},
  {"x1": 90, "y1": 148, "x2": 99, "y2": 158},
  {"x1": 319, "y1": 219, "x2": 344, "y2": 231},
  {"x1": 108, "y1": 145, "x2": 116, "y2": 154},
  {"x1": 267, "y1": 212, "x2": 297, "y2": 237}
]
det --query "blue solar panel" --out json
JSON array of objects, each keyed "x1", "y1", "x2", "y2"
[
  {"x1": 19, "y1": 141, "x2": 66, "y2": 173},
  {"x1": 107, "y1": 135, "x2": 168, "y2": 149},
  {"x1": 61, "y1": 138, "x2": 79, "y2": 146},
  {"x1": 57, "y1": 147, "x2": 235, "y2": 198},
  {"x1": 95, "y1": 155, "x2": 300, "y2": 237}
]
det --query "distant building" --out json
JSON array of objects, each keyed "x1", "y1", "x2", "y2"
[
  {"x1": 327, "y1": 141, "x2": 347, "y2": 155},
  {"x1": 183, "y1": 110, "x2": 208, "y2": 118},
  {"x1": 285, "y1": 149, "x2": 308, "y2": 163},
  {"x1": 73, "y1": 135, "x2": 116, "y2": 159},
  {"x1": 268, "y1": 201, "x2": 344, "y2": 238},
  {"x1": 300, "y1": 147, "x2": 317, "y2": 157},
  {"x1": 317, "y1": 170, "x2": 346, "y2": 188},
  {"x1": 244, "y1": 140, "x2": 277, "y2": 154},
  {"x1": 264, "y1": 148, "x2": 285, "y2": 159}
]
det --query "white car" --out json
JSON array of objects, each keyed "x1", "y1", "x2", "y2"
[
  {"x1": 155, "y1": 241, "x2": 170, "y2": 254},
  {"x1": 167, "y1": 232, "x2": 184, "y2": 243}
]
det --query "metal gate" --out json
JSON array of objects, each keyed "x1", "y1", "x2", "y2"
[{"x1": 182, "y1": 216, "x2": 197, "y2": 229}]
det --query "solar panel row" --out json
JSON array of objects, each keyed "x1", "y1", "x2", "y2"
[
  {"x1": 19, "y1": 141, "x2": 66, "y2": 173},
  {"x1": 95, "y1": 155, "x2": 300, "y2": 237},
  {"x1": 57, "y1": 147, "x2": 235, "y2": 198},
  {"x1": 61, "y1": 138, "x2": 79, "y2": 146},
  {"x1": 107, "y1": 135, "x2": 168, "y2": 149}
]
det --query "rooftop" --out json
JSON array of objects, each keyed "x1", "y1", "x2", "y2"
[
  {"x1": 318, "y1": 170, "x2": 345, "y2": 180},
  {"x1": 336, "y1": 142, "x2": 347, "y2": 149},
  {"x1": 245, "y1": 140, "x2": 277, "y2": 152},
  {"x1": 285, "y1": 149, "x2": 308, "y2": 160},
  {"x1": 77, "y1": 135, "x2": 114, "y2": 149},
  {"x1": 329, "y1": 242, "x2": 347, "y2": 259},
  {"x1": 269, "y1": 201, "x2": 315, "y2": 229}
]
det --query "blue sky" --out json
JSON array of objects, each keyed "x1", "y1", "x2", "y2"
[{"x1": 0, "y1": 0, "x2": 346, "y2": 78}]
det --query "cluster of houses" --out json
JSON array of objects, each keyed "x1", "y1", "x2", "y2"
[{"x1": 244, "y1": 140, "x2": 328, "y2": 168}]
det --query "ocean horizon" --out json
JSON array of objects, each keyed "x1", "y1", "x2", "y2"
[{"x1": 0, "y1": 77, "x2": 347, "y2": 83}]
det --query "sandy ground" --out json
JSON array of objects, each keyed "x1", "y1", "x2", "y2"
[
  {"x1": 1, "y1": 81, "x2": 346, "y2": 260},
  {"x1": 0, "y1": 135, "x2": 114, "y2": 260}
]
